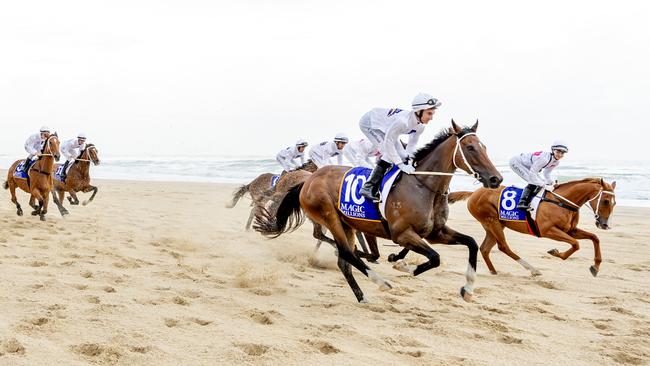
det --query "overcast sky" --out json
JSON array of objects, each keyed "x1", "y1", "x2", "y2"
[{"x1": 1, "y1": 0, "x2": 648, "y2": 162}]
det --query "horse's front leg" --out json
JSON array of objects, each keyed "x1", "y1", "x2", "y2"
[
  {"x1": 81, "y1": 185, "x2": 98, "y2": 206},
  {"x1": 569, "y1": 228, "x2": 601, "y2": 277},
  {"x1": 29, "y1": 194, "x2": 40, "y2": 215},
  {"x1": 425, "y1": 225, "x2": 479, "y2": 302},
  {"x1": 52, "y1": 187, "x2": 69, "y2": 216},
  {"x1": 68, "y1": 191, "x2": 80, "y2": 205},
  {"x1": 390, "y1": 229, "x2": 441, "y2": 277},
  {"x1": 545, "y1": 226, "x2": 581, "y2": 263}
]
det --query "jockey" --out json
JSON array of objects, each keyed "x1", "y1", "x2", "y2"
[
  {"x1": 309, "y1": 133, "x2": 349, "y2": 168},
  {"x1": 61, "y1": 133, "x2": 88, "y2": 180},
  {"x1": 359, "y1": 93, "x2": 441, "y2": 201},
  {"x1": 343, "y1": 139, "x2": 379, "y2": 168},
  {"x1": 23, "y1": 126, "x2": 52, "y2": 172},
  {"x1": 510, "y1": 140, "x2": 569, "y2": 210},
  {"x1": 276, "y1": 139, "x2": 308, "y2": 172}
]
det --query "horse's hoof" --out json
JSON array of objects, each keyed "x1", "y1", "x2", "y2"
[
  {"x1": 40, "y1": 216, "x2": 46, "y2": 222},
  {"x1": 359, "y1": 297, "x2": 370, "y2": 304},
  {"x1": 378, "y1": 282, "x2": 392, "y2": 292},
  {"x1": 531, "y1": 270, "x2": 542, "y2": 277},
  {"x1": 82, "y1": 201, "x2": 89, "y2": 206},
  {"x1": 547, "y1": 249, "x2": 559, "y2": 256},
  {"x1": 31, "y1": 211, "x2": 39, "y2": 216},
  {"x1": 387, "y1": 253, "x2": 397, "y2": 262},
  {"x1": 589, "y1": 266, "x2": 599, "y2": 277},
  {"x1": 490, "y1": 270, "x2": 498, "y2": 275},
  {"x1": 17, "y1": 210, "x2": 23, "y2": 216},
  {"x1": 460, "y1": 287, "x2": 473, "y2": 302}
]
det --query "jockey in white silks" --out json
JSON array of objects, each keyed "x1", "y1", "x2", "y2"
[
  {"x1": 276, "y1": 139, "x2": 308, "y2": 172},
  {"x1": 358, "y1": 93, "x2": 441, "y2": 201},
  {"x1": 23, "y1": 126, "x2": 52, "y2": 172},
  {"x1": 308, "y1": 133, "x2": 349, "y2": 168},
  {"x1": 510, "y1": 141, "x2": 569, "y2": 210},
  {"x1": 60, "y1": 133, "x2": 88, "y2": 180},
  {"x1": 343, "y1": 139, "x2": 379, "y2": 168}
]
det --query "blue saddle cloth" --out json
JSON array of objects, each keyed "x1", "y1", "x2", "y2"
[
  {"x1": 54, "y1": 165, "x2": 66, "y2": 183},
  {"x1": 271, "y1": 175, "x2": 280, "y2": 188},
  {"x1": 13, "y1": 161, "x2": 30, "y2": 179},
  {"x1": 338, "y1": 165, "x2": 399, "y2": 221},
  {"x1": 498, "y1": 186, "x2": 527, "y2": 221}
]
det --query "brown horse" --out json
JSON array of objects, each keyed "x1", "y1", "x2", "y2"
[
  {"x1": 227, "y1": 160, "x2": 318, "y2": 230},
  {"x1": 255, "y1": 121, "x2": 502, "y2": 302},
  {"x1": 448, "y1": 178, "x2": 617, "y2": 277},
  {"x1": 52, "y1": 143, "x2": 101, "y2": 216},
  {"x1": 4, "y1": 135, "x2": 62, "y2": 221}
]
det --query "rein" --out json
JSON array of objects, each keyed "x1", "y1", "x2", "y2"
[
  {"x1": 411, "y1": 133, "x2": 480, "y2": 179},
  {"x1": 546, "y1": 188, "x2": 615, "y2": 219}
]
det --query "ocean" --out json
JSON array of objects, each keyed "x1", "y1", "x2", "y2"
[{"x1": 1, "y1": 155, "x2": 648, "y2": 207}]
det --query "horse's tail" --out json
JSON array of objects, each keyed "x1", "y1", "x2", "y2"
[
  {"x1": 448, "y1": 191, "x2": 473, "y2": 204},
  {"x1": 3, "y1": 181, "x2": 8, "y2": 190},
  {"x1": 226, "y1": 184, "x2": 250, "y2": 208},
  {"x1": 254, "y1": 182, "x2": 305, "y2": 238}
]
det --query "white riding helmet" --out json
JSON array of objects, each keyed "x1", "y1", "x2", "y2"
[
  {"x1": 334, "y1": 133, "x2": 349, "y2": 143},
  {"x1": 295, "y1": 139, "x2": 308, "y2": 147},
  {"x1": 411, "y1": 93, "x2": 441, "y2": 112},
  {"x1": 77, "y1": 132, "x2": 87, "y2": 140},
  {"x1": 551, "y1": 140, "x2": 569, "y2": 153},
  {"x1": 40, "y1": 126, "x2": 51, "y2": 133}
]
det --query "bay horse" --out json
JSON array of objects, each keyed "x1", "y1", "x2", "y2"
[
  {"x1": 52, "y1": 143, "x2": 101, "y2": 216},
  {"x1": 255, "y1": 121, "x2": 502, "y2": 302},
  {"x1": 4, "y1": 135, "x2": 62, "y2": 221},
  {"x1": 448, "y1": 178, "x2": 617, "y2": 277},
  {"x1": 226, "y1": 160, "x2": 318, "y2": 230}
]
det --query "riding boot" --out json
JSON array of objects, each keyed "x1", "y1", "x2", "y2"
[
  {"x1": 517, "y1": 184, "x2": 541, "y2": 211},
  {"x1": 23, "y1": 156, "x2": 32, "y2": 172},
  {"x1": 61, "y1": 161, "x2": 70, "y2": 181},
  {"x1": 360, "y1": 160, "x2": 392, "y2": 202}
]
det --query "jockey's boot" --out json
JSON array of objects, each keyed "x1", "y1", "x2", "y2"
[
  {"x1": 517, "y1": 184, "x2": 541, "y2": 211},
  {"x1": 23, "y1": 156, "x2": 33, "y2": 173},
  {"x1": 360, "y1": 159, "x2": 392, "y2": 202},
  {"x1": 61, "y1": 161, "x2": 70, "y2": 181}
]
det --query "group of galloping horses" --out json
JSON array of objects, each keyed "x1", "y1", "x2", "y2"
[
  {"x1": 4, "y1": 133, "x2": 101, "y2": 221},
  {"x1": 231, "y1": 120, "x2": 617, "y2": 303}
]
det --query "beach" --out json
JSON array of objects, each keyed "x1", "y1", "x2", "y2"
[{"x1": 0, "y1": 178, "x2": 648, "y2": 365}]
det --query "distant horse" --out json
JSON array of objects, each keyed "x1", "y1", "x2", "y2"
[
  {"x1": 448, "y1": 178, "x2": 617, "y2": 277},
  {"x1": 255, "y1": 121, "x2": 502, "y2": 302},
  {"x1": 52, "y1": 143, "x2": 101, "y2": 216},
  {"x1": 227, "y1": 160, "x2": 318, "y2": 230},
  {"x1": 4, "y1": 135, "x2": 62, "y2": 221}
]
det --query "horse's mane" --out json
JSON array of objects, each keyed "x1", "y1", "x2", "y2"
[
  {"x1": 555, "y1": 177, "x2": 603, "y2": 189},
  {"x1": 296, "y1": 160, "x2": 314, "y2": 170},
  {"x1": 413, "y1": 126, "x2": 474, "y2": 163}
]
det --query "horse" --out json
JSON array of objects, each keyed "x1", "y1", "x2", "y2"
[
  {"x1": 255, "y1": 121, "x2": 502, "y2": 302},
  {"x1": 51, "y1": 143, "x2": 101, "y2": 216},
  {"x1": 226, "y1": 160, "x2": 318, "y2": 230},
  {"x1": 4, "y1": 135, "x2": 62, "y2": 221},
  {"x1": 263, "y1": 168, "x2": 381, "y2": 262},
  {"x1": 448, "y1": 178, "x2": 617, "y2": 277}
]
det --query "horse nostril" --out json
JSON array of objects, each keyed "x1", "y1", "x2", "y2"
[{"x1": 489, "y1": 176, "x2": 501, "y2": 187}]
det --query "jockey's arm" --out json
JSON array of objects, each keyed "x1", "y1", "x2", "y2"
[
  {"x1": 528, "y1": 156, "x2": 549, "y2": 186},
  {"x1": 382, "y1": 120, "x2": 408, "y2": 165},
  {"x1": 404, "y1": 129, "x2": 423, "y2": 159},
  {"x1": 543, "y1": 167, "x2": 555, "y2": 185}
]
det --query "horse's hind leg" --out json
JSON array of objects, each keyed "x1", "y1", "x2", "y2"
[
  {"x1": 479, "y1": 231, "x2": 498, "y2": 275},
  {"x1": 68, "y1": 191, "x2": 80, "y2": 205},
  {"x1": 357, "y1": 234, "x2": 379, "y2": 263},
  {"x1": 81, "y1": 185, "x2": 98, "y2": 206},
  {"x1": 9, "y1": 182, "x2": 23, "y2": 216},
  {"x1": 313, "y1": 223, "x2": 336, "y2": 250},
  {"x1": 387, "y1": 248, "x2": 409, "y2": 263},
  {"x1": 52, "y1": 188, "x2": 69, "y2": 216},
  {"x1": 245, "y1": 208, "x2": 255, "y2": 231},
  {"x1": 29, "y1": 195, "x2": 40, "y2": 215},
  {"x1": 488, "y1": 225, "x2": 540, "y2": 276}
]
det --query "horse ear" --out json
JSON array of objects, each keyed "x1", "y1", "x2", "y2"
[
  {"x1": 451, "y1": 119, "x2": 461, "y2": 134},
  {"x1": 611, "y1": 181, "x2": 616, "y2": 190},
  {"x1": 471, "y1": 119, "x2": 479, "y2": 132}
]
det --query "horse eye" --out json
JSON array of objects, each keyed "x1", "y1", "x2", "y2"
[
  {"x1": 467, "y1": 145, "x2": 475, "y2": 152},
  {"x1": 603, "y1": 200, "x2": 610, "y2": 205}
]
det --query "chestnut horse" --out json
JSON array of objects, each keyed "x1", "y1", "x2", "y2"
[
  {"x1": 52, "y1": 143, "x2": 101, "y2": 216},
  {"x1": 226, "y1": 160, "x2": 318, "y2": 230},
  {"x1": 255, "y1": 121, "x2": 502, "y2": 302},
  {"x1": 4, "y1": 135, "x2": 62, "y2": 221},
  {"x1": 448, "y1": 178, "x2": 617, "y2": 277}
]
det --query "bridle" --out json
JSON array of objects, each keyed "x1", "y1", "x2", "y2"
[
  {"x1": 75, "y1": 145, "x2": 97, "y2": 163},
  {"x1": 411, "y1": 132, "x2": 481, "y2": 180},
  {"x1": 547, "y1": 186, "x2": 615, "y2": 220}
]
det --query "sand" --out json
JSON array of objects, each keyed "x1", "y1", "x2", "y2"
[{"x1": 0, "y1": 177, "x2": 648, "y2": 365}]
